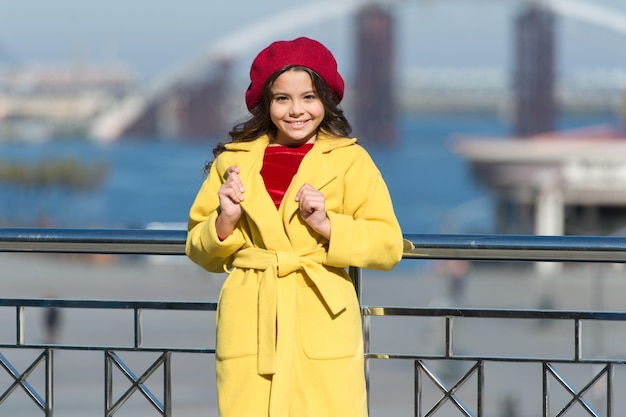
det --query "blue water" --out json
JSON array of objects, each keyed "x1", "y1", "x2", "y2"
[{"x1": 0, "y1": 113, "x2": 619, "y2": 233}]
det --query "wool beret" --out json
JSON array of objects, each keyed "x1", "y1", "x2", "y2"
[{"x1": 245, "y1": 37, "x2": 345, "y2": 111}]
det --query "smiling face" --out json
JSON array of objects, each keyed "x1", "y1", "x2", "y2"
[{"x1": 269, "y1": 68, "x2": 325, "y2": 147}]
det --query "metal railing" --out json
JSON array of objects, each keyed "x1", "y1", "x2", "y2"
[{"x1": 2, "y1": 227, "x2": 626, "y2": 416}]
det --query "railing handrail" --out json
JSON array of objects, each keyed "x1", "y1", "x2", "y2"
[
  {"x1": 3, "y1": 227, "x2": 626, "y2": 262},
  {"x1": 0, "y1": 227, "x2": 185, "y2": 254},
  {"x1": 4, "y1": 297, "x2": 626, "y2": 323},
  {"x1": 0, "y1": 298, "x2": 216, "y2": 310}
]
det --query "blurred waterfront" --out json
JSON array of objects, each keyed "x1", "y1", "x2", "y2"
[{"x1": 0, "y1": 112, "x2": 620, "y2": 235}]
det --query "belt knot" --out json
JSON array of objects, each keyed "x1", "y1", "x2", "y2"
[{"x1": 276, "y1": 251, "x2": 300, "y2": 277}]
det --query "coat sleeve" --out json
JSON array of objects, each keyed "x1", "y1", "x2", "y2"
[
  {"x1": 325, "y1": 147, "x2": 404, "y2": 271},
  {"x1": 185, "y1": 157, "x2": 246, "y2": 273}
]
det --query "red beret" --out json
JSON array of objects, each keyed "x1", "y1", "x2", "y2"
[{"x1": 245, "y1": 37, "x2": 345, "y2": 111}]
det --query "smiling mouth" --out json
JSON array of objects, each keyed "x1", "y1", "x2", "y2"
[{"x1": 287, "y1": 120, "x2": 309, "y2": 127}]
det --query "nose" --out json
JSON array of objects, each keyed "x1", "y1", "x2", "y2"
[{"x1": 289, "y1": 99, "x2": 303, "y2": 116}]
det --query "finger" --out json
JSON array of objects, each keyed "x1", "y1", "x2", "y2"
[
  {"x1": 224, "y1": 167, "x2": 245, "y2": 190},
  {"x1": 298, "y1": 192, "x2": 324, "y2": 216},
  {"x1": 226, "y1": 183, "x2": 245, "y2": 202},
  {"x1": 228, "y1": 172, "x2": 245, "y2": 193},
  {"x1": 301, "y1": 199, "x2": 321, "y2": 215},
  {"x1": 223, "y1": 167, "x2": 245, "y2": 197},
  {"x1": 219, "y1": 178, "x2": 245, "y2": 202},
  {"x1": 295, "y1": 183, "x2": 314, "y2": 201},
  {"x1": 224, "y1": 166, "x2": 240, "y2": 177}
]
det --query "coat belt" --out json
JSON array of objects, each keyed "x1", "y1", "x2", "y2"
[{"x1": 231, "y1": 247, "x2": 347, "y2": 375}]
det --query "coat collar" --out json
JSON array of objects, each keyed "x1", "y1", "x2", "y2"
[
  {"x1": 223, "y1": 130, "x2": 357, "y2": 153},
  {"x1": 223, "y1": 131, "x2": 357, "y2": 251}
]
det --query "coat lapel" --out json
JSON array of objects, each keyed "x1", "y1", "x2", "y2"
[
  {"x1": 226, "y1": 137, "x2": 293, "y2": 250},
  {"x1": 280, "y1": 134, "x2": 357, "y2": 224}
]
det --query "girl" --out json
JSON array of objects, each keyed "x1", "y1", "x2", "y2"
[{"x1": 186, "y1": 37, "x2": 404, "y2": 417}]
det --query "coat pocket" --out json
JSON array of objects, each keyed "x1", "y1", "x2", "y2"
[
  {"x1": 216, "y1": 284, "x2": 259, "y2": 360},
  {"x1": 297, "y1": 285, "x2": 362, "y2": 359}
]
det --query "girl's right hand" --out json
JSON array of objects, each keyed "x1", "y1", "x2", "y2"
[{"x1": 216, "y1": 166, "x2": 245, "y2": 238}]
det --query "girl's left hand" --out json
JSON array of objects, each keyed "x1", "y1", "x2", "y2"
[{"x1": 295, "y1": 183, "x2": 330, "y2": 239}]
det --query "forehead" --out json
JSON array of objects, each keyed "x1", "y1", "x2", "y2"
[{"x1": 271, "y1": 69, "x2": 315, "y2": 91}]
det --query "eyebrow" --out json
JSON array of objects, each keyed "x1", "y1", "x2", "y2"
[{"x1": 271, "y1": 89, "x2": 316, "y2": 97}]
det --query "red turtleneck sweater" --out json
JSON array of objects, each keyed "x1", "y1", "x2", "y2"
[{"x1": 260, "y1": 143, "x2": 314, "y2": 208}]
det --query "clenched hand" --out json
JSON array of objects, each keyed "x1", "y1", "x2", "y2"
[{"x1": 295, "y1": 183, "x2": 330, "y2": 239}]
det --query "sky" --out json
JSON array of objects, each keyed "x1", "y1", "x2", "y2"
[{"x1": 1, "y1": 0, "x2": 626, "y2": 84}]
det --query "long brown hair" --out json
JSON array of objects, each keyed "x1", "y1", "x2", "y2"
[{"x1": 203, "y1": 66, "x2": 352, "y2": 175}]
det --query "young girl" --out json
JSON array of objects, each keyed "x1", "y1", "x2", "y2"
[{"x1": 186, "y1": 36, "x2": 404, "y2": 417}]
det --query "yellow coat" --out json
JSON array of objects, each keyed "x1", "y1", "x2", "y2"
[{"x1": 186, "y1": 132, "x2": 403, "y2": 417}]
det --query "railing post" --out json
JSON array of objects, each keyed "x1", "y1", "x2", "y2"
[
  {"x1": 445, "y1": 317, "x2": 454, "y2": 358},
  {"x1": 16, "y1": 306, "x2": 24, "y2": 346},
  {"x1": 134, "y1": 308, "x2": 143, "y2": 349},
  {"x1": 477, "y1": 360, "x2": 484, "y2": 417},
  {"x1": 543, "y1": 362, "x2": 549, "y2": 417},
  {"x1": 164, "y1": 352, "x2": 172, "y2": 417},
  {"x1": 608, "y1": 364, "x2": 613, "y2": 417},
  {"x1": 363, "y1": 309, "x2": 370, "y2": 413},
  {"x1": 350, "y1": 266, "x2": 362, "y2": 302},
  {"x1": 45, "y1": 349, "x2": 53, "y2": 417},
  {"x1": 105, "y1": 350, "x2": 112, "y2": 417},
  {"x1": 574, "y1": 319, "x2": 582, "y2": 361},
  {"x1": 414, "y1": 360, "x2": 421, "y2": 417},
  {"x1": 351, "y1": 266, "x2": 370, "y2": 412}
]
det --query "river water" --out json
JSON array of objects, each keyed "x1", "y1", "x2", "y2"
[{"x1": 0, "y1": 112, "x2": 619, "y2": 233}]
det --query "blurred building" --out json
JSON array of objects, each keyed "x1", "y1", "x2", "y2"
[
  {"x1": 454, "y1": 2, "x2": 626, "y2": 241},
  {"x1": 0, "y1": 65, "x2": 139, "y2": 141},
  {"x1": 513, "y1": 2, "x2": 557, "y2": 137},
  {"x1": 353, "y1": 3, "x2": 396, "y2": 144},
  {"x1": 398, "y1": 67, "x2": 626, "y2": 116},
  {"x1": 454, "y1": 125, "x2": 626, "y2": 238}
]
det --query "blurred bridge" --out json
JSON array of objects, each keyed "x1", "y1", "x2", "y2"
[
  {"x1": 89, "y1": 0, "x2": 626, "y2": 144},
  {"x1": 90, "y1": 0, "x2": 395, "y2": 143}
]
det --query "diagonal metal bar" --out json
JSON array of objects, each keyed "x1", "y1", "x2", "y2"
[
  {"x1": 0, "y1": 351, "x2": 48, "y2": 410},
  {"x1": 106, "y1": 351, "x2": 168, "y2": 416},
  {"x1": 557, "y1": 364, "x2": 608, "y2": 417},
  {"x1": 546, "y1": 363, "x2": 603, "y2": 417},
  {"x1": 417, "y1": 360, "x2": 477, "y2": 417},
  {"x1": 107, "y1": 352, "x2": 165, "y2": 415}
]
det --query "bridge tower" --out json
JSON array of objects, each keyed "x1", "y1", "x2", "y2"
[
  {"x1": 354, "y1": 3, "x2": 395, "y2": 144},
  {"x1": 513, "y1": 1, "x2": 557, "y2": 137}
]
